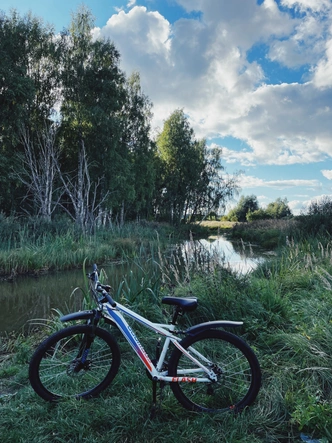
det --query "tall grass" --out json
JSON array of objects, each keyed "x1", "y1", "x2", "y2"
[
  {"x1": 1, "y1": 235, "x2": 332, "y2": 441},
  {"x1": 231, "y1": 218, "x2": 298, "y2": 249},
  {"x1": 0, "y1": 216, "x2": 173, "y2": 277}
]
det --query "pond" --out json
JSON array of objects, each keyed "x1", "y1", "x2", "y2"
[
  {"x1": 0, "y1": 236, "x2": 265, "y2": 334},
  {"x1": 181, "y1": 236, "x2": 264, "y2": 274}
]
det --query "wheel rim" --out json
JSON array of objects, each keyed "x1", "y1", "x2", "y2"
[
  {"x1": 173, "y1": 336, "x2": 255, "y2": 412},
  {"x1": 37, "y1": 332, "x2": 115, "y2": 398}
]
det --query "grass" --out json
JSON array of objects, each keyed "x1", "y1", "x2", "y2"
[
  {"x1": 1, "y1": 233, "x2": 332, "y2": 441},
  {"x1": 198, "y1": 218, "x2": 298, "y2": 248},
  {"x1": 198, "y1": 220, "x2": 236, "y2": 231},
  {"x1": 0, "y1": 219, "x2": 176, "y2": 278},
  {"x1": 230, "y1": 218, "x2": 299, "y2": 249}
]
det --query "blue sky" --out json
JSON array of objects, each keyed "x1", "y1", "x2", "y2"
[{"x1": 1, "y1": 0, "x2": 332, "y2": 215}]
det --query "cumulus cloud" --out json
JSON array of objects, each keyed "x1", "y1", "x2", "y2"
[
  {"x1": 92, "y1": 0, "x2": 332, "y2": 167},
  {"x1": 281, "y1": 0, "x2": 332, "y2": 13},
  {"x1": 313, "y1": 39, "x2": 332, "y2": 89},
  {"x1": 288, "y1": 199, "x2": 307, "y2": 214},
  {"x1": 321, "y1": 169, "x2": 332, "y2": 180}
]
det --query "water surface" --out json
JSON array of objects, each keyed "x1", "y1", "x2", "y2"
[{"x1": 0, "y1": 236, "x2": 264, "y2": 334}]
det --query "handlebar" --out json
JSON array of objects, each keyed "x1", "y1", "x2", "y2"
[{"x1": 89, "y1": 264, "x2": 117, "y2": 307}]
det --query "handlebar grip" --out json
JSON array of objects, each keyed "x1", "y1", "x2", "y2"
[
  {"x1": 104, "y1": 291, "x2": 117, "y2": 308},
  {"x1": 96, "y1": 284, "x2": 116, "y2": 307}
]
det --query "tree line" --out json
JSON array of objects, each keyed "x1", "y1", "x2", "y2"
[
  {"x1": 223, "y1": 195, "x2": 292, "y2": 222},
  {"x1": 0, "y1": 7, "x2": 239, "y2": 231}
]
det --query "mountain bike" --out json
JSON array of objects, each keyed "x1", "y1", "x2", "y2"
[{"x1": 29, "y1": 264, "x2": 261, "y2": 413}]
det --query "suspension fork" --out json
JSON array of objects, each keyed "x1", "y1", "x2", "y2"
[{"x1": 75, "y1": 313, "x2": 101, "y2": 363}]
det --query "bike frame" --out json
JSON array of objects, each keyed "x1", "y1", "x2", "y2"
[{"x1": 101, "y1": 300, "x2": 216, "y2": 383}]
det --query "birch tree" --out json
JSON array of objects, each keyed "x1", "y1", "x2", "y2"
[
  {"x1": 59, "y1": 6, "x2": 126, "y2": 220},
  {"x1": 57, "y1": 140, "x2": 109, "y2": 232},
  {"x1": 18, "y1": 124, "x2": 60, "y2": 220}
]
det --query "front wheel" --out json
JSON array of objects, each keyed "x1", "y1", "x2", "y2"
[
  {"x1": 168, "y1": 329, "x2": 261, "y2": 413},
  {"x1": 29, "y1": 324, "x2": 121, "y2": 401}
]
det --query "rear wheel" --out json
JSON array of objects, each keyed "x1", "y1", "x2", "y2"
[
  {"x1": 29, "y1": 325, "x2": 121, "y2": 401},
  {"x1": 168, "y1": 329, "x2": 261, "y2": 412}
]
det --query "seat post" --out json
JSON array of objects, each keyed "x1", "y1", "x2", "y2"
[{"x1": 171, "y1": 307, "x2": 182, "y2": 325}]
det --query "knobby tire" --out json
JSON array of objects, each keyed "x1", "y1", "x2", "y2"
[
  {"x1": 168, "y1": 329, "x2": 261, "y2": 413},
  {"x1": 29, "y1": 324, "x2": 121, "y2": 401}
]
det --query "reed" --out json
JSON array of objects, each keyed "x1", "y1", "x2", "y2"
[{"x1": 0, "y1": 218, "x2": 172, "y2": 277}]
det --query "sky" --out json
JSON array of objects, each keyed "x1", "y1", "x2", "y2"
[{"x1": 1, "y1": 0, "x2": 332, "y2": 215}]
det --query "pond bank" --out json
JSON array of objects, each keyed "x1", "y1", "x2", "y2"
[
  {"x1": 0, "y1": 222, "x2": 179, "y2": 279},
  {"x1": 0, "y1": 235, "x2": 266, "y2": 334}
]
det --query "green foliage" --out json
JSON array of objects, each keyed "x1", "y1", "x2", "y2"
[
  {"x1": 231, "y1": 219, "x2": 296, "y2": 248},
  {"x1": 122, "y1": 72, "x2": 157, "y2": 220},
  {"x1": 156, "y1": 109, "x2": 207, "y2": 224},
  {"x1": 0, "y1": 216, "x2": 174, "y2": 276},
  {"x1": 225, "y1": 197, "x2": 292, "y2": 223},
  {"x1": 0, "y1": 11, "x2": 60, "y2": 213},
  {"x1": 226, "y1": 195, "x2": 259, "y2": 222},
  {"x1": 291, "y1": 394, "x2": 332, "y2": 437},
  {"x1": 1, "y1": 8, "x2": 239, "y2": 227},
  {"x1": 265, "y1": 197, "x2": 292, "y2": 219},
  {"x1": 2, "y1": 235, "x2": 332, "y2": 441},
  {"x1": 307, "y1": 196, "x2": 332, "y2": 216},
  {"x1": 156, "y1": 110, "x2": 239, "y2": 224},
  {"x1": 0, "y1": 8, "x2": 155, "y2": 223},
  {"x1": 293, "y1": 196, "x2": 332, "y2": 239},
  {"x1": 246, "y1": 208, "x2": 269, "y2": 222},
  {"x1": 59, "y1": 6, "x2": 132, "y2": 220}
]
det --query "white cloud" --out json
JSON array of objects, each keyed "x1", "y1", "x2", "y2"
[
  {"x1": 239, "y1": 174, "x2": 321, "y2": 190},
  {"x1": 281, "y1": 0, "x2": 332, "y2": 13},
  {"x1": 288, "y1": 199, "x2": 307, "y2": 214},
  {"x1": 92, "y1": 6, "x2": 171, "y2": 69},
  {"x1": 321, "y1": 169, "x2": 332, "y2": 180},
  {"x1": 313, "y1": 39, "x2": 332, "y2": 89},
  {"x1": 268, "y1": 14, "x2": 327, "y2": 68},
  {"x1": 92, "y1": 1, "x2": 332, "y2": 167}
]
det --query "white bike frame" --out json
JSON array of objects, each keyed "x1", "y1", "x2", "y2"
[{"x1": 102, "y1": 300, "x2": 217, "y2": 383}]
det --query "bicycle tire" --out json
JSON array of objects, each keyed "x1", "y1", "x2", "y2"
[
  {"x1": 168, "y1": 329, "x2": 261, "y2": 413},
  {"x1": 29, "y1": 324, "x2": 121, "y2": 401}
]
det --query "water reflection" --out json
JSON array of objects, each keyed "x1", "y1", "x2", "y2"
[
  {"x1": 0, "y1": 236, "x2": 264, "y2": 334},
  {"x1": 182, "y1": 236, "x2": 263, "y2": 274},
  {"x1": 0, "y1": 270, "x2": 85, "y2": 334}
]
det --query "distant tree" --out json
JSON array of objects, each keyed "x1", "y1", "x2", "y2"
[
  {"x1": 298, "y1": 196, "x2": 332, "y2": 237},
  {"x1": 156, "y1": 110, "x2": 240, "y2": 224},
  {"x1": 306, "y1": 196, "x2": 332, "y2": 216},
  {"x1": 156, "y1": 109, "x2": 207, "y2": 224},
  {"x1": 246, "y1": 208, "x2": 269, "y2": 222},
  {"x1": 265, "y1": 197, "x2": 292, "y2": 219},
  {"x1": 226, "y1": 196, "x2": 292, "y2": 222},
  {"x1": 189, "y1": 146, "x2": 241, "y2": 221},
  {"x1": 227, "y1": 195, "x2": 259, "y2": 222}
]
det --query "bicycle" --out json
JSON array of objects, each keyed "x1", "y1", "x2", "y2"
[{"x1": 29, "y1": 264, "x2": 261, "y2": 413}]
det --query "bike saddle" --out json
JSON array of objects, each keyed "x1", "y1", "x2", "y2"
[{"x1": 162, "y1": 296, "x2": 198, "y2": 312}]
